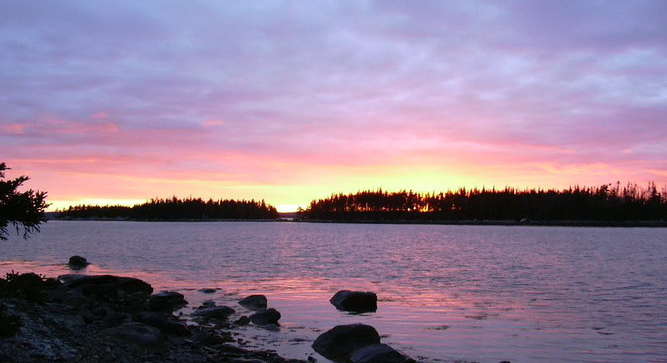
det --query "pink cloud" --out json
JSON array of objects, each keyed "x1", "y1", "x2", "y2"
[{"x1": 0, "y1": 123, "x2": 26, "y2": 135}]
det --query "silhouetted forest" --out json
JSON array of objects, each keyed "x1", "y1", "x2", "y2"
[
  {"x1": 56, "y1": 197, "x2": 278, "y2": 220},
  {"x1": 299, "y1": 183, "x2": 667, "y2": 221}
]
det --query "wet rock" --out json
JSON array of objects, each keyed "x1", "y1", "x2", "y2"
[
  {"x1": 199, "y1": 288, "x2": 217, "y2": 294},
  {"x1": 350, "y1": 344, "x2": 415, "y2": 363},
  {"x1": 239, "y1": 294, "x2": 267, "y2": 310},
  {"x1": 330, "y1": 290, "x2": 377, "y2": 313},
  {"x1": 64, "y1": 275, "x2": 153, "y2": 306},
  {"x1": 312, "y1": 324, "x2": 380, "y2": 361},
  {"x1": 192, "y1": 305, "x2": 235, "y2": 320},
  {"x1": 102, "y1": 322, "x2": 163, "y2": 346},
  {"x1": 201, "y1": 300, "x2": 216, "y2": 308},
  {"x1": 148, "y1": 291, "x2": 187, "y2": 312},
  {"x1": 234, "y1": 315, "x2": 251, "y2": 326},
  {"x1": 68, "y1": 256, "x2": 90, "y2": 269},
  {"x1": 134, "y1": 311, "x2": 190, "y2": 336},
  {"x1": 191, "y1": 328, "x2": 232, "y2": 346},
  {"x1": 249, "y1": 308, "x2": 281, "y2": 325}
]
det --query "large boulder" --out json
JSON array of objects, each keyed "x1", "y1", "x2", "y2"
[
  {"x1": 249, "y1": 308, "x2": 281, "y2": 325},
  {"x1": 148, "y1": 291, "x2": 187, "y2": 311},
  {"x1": 330, "y1": 290, "x2": 377, "y2": 313},
  {"x1": 351, "y1": 344, "x2": 415, "y2": 363},
  {"x1": 134, "y1": 312, "x2": 190, "y2": 336},
  {"x1": 192, "y1": 305, "x2": 235, "y2": 320},
  {"x1": 312, "y1": 324, "x2": 381, "y2": 361},
  {"x1": 63, "y1": 275, "x2": 153, "y2": 309},
  {"x1": 68, "y1": 255, "x2": 90, "y2": 269},
  {"x1": 238, "y1": 294, "x2": 267, "y2": 310}
]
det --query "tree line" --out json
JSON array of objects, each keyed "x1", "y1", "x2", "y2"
[
  {"x1": 299, "y1": 183, "x2": 667, "y2": 221},
  {"x1": 56, "y1": 197, "x2": 279, "y2": 220}
]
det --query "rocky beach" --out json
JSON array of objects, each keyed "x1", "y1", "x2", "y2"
[{"x1": 0, "y1": 260, "x2": 415, "y2": 363}]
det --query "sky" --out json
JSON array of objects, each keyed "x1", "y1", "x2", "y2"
[{"x1": 2, "y1": 1, "x2": 667, "y2": 212}]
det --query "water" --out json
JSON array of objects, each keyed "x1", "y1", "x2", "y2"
[{"x1": 1, "y1": 221, "x2": 666, "y2": 362}]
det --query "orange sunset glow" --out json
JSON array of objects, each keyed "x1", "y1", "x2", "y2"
[{"x1": 2, "y1": 1, "x2": 666, "y2": 211}]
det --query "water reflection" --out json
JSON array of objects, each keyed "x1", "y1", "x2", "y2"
[{"x1": 1, "y1": 221, "x2": 666, "y2": 362}]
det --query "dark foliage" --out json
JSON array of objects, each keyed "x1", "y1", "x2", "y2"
[
  {"x1": 0, "y1": 271, "x2": 58, "y2": 302},
  {"x1": 0, "y1": 163, "x2": 48, "y2": 240},
  {"x1": 300, "y1": 183, "x2": 667, "y2": 221},
  {"x1": 56, "y1": 196, "x2": 279, "y2": 220}
]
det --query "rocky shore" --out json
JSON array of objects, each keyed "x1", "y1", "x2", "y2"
[
  {"x1": 0, "y1": 269, "x2": 416, "y2": 363},
  {"x1": 0, "y1": 271, "x2": 308, "y2": 363}
]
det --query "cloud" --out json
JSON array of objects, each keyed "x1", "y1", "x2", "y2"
[{"x1": 1, "y1": 0, "x2": 666, "y2": 208}]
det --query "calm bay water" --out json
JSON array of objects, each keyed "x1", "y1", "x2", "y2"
[{"x1": 2, "y1": 221, "x2": 666, "y2": 362}]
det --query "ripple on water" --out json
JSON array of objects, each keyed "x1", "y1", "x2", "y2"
[{"x1": 1, "y1": 221, "x2": 667, "y2": 362}]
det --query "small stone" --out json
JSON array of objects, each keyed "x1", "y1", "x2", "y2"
[
  {"x1": 249, "y1": 308, "x2": 281, "y2": 325},
  {"x1": 234, "y1": 316, "x2": 250, "y2": 326},
  {"x1": 330, "y1": 290, "x2": 377, "y2": 313},
  {"x1": 68, "y1": 256, "x2": 90, "y2": 269},
  {"x1": 192, "y1": 305, "x2": 235, "y2": 320},
  {"x1": 148, "y1": 291, "x2": 187, "y2": 312},
  {"x1": 312, "y1": 324, "x2": 381, "y2": 361},
  {"x1": 134, "y1": 312, "x2": 190, "y2": 336},
  {"x1": 238, "y1": 295, "x2": 267, "y2": 310}
]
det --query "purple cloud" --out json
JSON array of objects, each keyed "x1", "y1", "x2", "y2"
[{"x1": 1, "y1": 0, "x2": 666, "y2": 206}]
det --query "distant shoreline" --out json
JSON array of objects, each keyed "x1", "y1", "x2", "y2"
[
  {"x1": 49, "y1": 217, "x2": 667, "y2": 227},
  {"x1": 294, "y1": 219, "x2": 667, "y2": 227}
]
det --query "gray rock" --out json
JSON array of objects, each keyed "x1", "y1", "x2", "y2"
[
  {"x1": 350, "y1": 344, "x2": 415, "y2": 363},
  {"x1": 330, "y1": 290, "x2": 377, "y2": 313},
  {"x1": 249, "y1": 308, "x2": 281, "y2": 325},
  {"x1": 134, "y1": 312, "x2": 190, "y2": 336},
  {"x1": 312, "y1": 324, "x2": 381, "y2": 361},
  {"x1": 68, "y1": 256, "x2": 90, "y2": 269},
  {"x1": 238, "y1": 295, "x2": 267, "y2": 310},
  {"x1": 192, "y1": 305, "x2": 235, "y2": 320},
  {"x1": 102, "y1": 322, "x2": 163, "y2": 346},
  {"x1": 148, "y1": 291, "x2": 187, "y2": 311}
]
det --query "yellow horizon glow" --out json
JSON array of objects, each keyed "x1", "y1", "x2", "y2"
[
  {"x1": 27, "y1": 160, "x2": 666, "y2": 213},
  {"x1": 276, "y1": 204, "x2": 301, "y2": 213}
]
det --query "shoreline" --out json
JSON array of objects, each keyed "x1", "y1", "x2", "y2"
[
  {"x1": 49, "y1": 217, "x2": 667, "y2": 227},
  {"x1": 295, "y1": 219, "x2": 667, "y2": 227},
  {"x1": 0, "y1": 269, "x2": 420, "y2": 363},
  {"x1": 0, "y1": 271, "x2": 310, "y2": 363}
]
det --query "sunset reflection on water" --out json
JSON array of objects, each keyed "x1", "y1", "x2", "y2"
[{"x1": 2, "y1": 221, "x2": 666, "y2": 362}]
